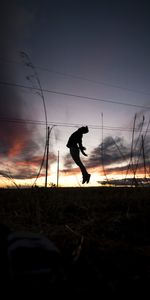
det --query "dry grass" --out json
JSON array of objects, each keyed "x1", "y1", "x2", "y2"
[{"x1": 0, "y1": 187, "x2": 150, "y2": 296}]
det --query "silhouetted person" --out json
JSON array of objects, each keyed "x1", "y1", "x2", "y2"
[{"x1": 66, "y1": 126, "x2": 91, "y2": 184}]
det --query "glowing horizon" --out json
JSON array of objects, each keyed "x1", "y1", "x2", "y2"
[{"x1": 0, "y1": 161, "x2": 148, "y2": 189}]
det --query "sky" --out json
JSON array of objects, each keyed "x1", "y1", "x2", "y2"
[{"x1": 0, "y1": 0, "x2": 150, "y2": 187}]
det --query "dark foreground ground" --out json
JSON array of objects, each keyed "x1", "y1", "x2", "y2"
[{"x1": 0, "y1": 187, "x2": 150, "y2": 297}]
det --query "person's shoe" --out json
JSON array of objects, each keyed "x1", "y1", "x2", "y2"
[
  {"x1": 86, "y1": 173, "x2": 91, "y2": 184},
  {"x1": 82, "y1": 176, "x2": 87, "y2": 184}
]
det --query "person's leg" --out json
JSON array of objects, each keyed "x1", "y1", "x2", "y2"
[{"x1": 70, "y1": 148, "x2": 88, "y2": 177}]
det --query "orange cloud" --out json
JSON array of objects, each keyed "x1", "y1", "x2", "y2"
[
  {"x1": 15, "y1": 156, "x2": 43, "y2": 167},
  {"x1": 8, "y1": 137, "x2": 26, "y2": 158}
]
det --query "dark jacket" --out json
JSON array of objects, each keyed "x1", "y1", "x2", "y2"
[{"x1": 66, "y1": 129, "x2": 83, "y2": 149}]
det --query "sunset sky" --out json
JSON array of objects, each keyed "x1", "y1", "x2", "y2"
[{"x1": 0, "y1": 0, "x2": 150, "y2": 187}]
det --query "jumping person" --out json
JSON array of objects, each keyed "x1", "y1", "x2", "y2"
[{"x1": 66, "y1": 126, "x2": 91, "y2": 184}]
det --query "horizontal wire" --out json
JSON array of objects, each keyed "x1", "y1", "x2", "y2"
[
  {"x1": 0, "y1": 117, "x2": 150, "y2": 132},
  {"x1": 1, "y1": 57, "x2": 150, "y2": 96},
  {"x1": 0, "y1": 80, "x2": 150, "y2": 110}
]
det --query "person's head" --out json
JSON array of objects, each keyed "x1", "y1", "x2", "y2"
[{"x1": 79, "y1": 126, "x2": 89, "y2": 134}]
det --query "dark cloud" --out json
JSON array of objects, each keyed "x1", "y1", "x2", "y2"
[
  {"x1": 98, "y1": 177, "x2": 150, "y2": 186},
  {"x1": 63, "y1": 153, "x2": 74, "y2": 169},
  {"x1": 0, "y1": 56, "x2": 51, "y2": 183},
  {"x1": 0, "y1": 2, "x2": 53, "y2": 182},
  {"x1": 90, "y1": 133, "x2": 150, "y2": 169},
  {"x1": 87, "y1": 136, "x2": 129, "y2": 169},
  {"x1": 0, "y1": 83, "x2": 38, "y2": 159},
  {"x1": 0, "y1": 151, "x2": 57, "y2": 180},
  {"x1": 143, "y1": 135, "x2": 150, "y2": 156},
  {"x1": 111, "y1": 160, "x2": 149, "y2": 173},
  {"x1": 0, "y1": 1, "x2": 37, "y2": 162}
]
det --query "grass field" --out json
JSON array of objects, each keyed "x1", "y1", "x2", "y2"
[{"x1": 0, "y1": 187, "x2": 150, "y2": 296}]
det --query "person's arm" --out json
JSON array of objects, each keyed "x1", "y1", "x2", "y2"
[{"x1": 78, "y1": 137, "x2": 87, "y2": 156}]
